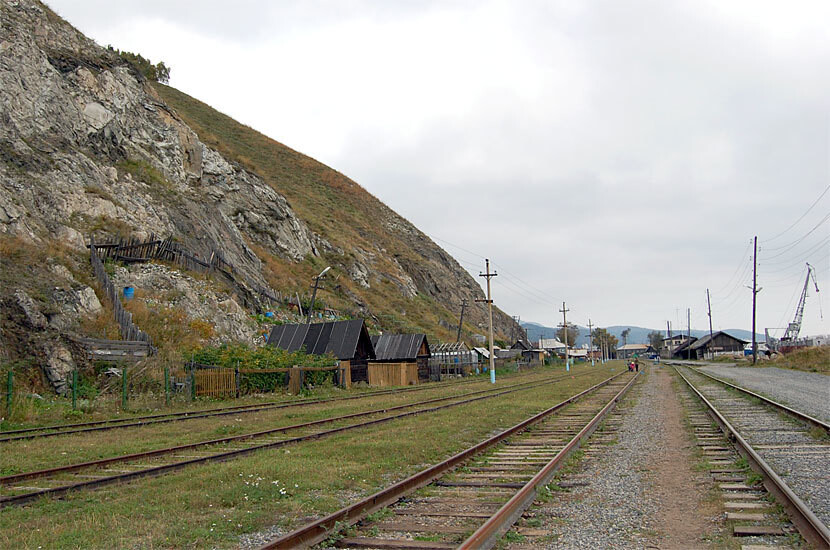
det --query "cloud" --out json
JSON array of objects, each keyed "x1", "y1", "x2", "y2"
[{"x1": 48, "y1": 0, "x2": 830, "y2": 337}]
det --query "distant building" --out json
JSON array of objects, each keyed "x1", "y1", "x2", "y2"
[
  {"x1": 616, "y1": 343, "x2": 653, "y2": 359},
  {"x1": 370, "y1": 333, "x2": 431, "y2": 385},
  {"x1": 267, "y1": 320, "x2": 375, "y2": 385},
  {"x1": 689, "y1": 331, "x2": 747, "y2": 359}
]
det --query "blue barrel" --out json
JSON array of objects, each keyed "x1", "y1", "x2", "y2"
[
  {"x1": 265, "y1": 311, "x2": 274, "y2": 318},
  {"x1": 123, "y1": 286, "x2": 135, "y2": 300}
]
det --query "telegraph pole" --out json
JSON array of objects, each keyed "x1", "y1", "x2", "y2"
[
  {"x1": 706, "y1": 288, "x2": 714, "y2": 360},
  {"x1": 559, "y1": 302, "x2": 570, "y2": 370},
  {"x1": 456, "y1": 299, "x2": 468, "y2": 343},
  {"x1": 587, "y1": 319, "x2": 594, "y2": 366},
  {"x1": 478, "y1": 259, "x2": 497, "y2": 383},
  {"x1": 751, "y1": 236, "x2": 758, "y2": 364},
  {"x1": 687, "y1": 308, "x2": 691, "y2": 360}
]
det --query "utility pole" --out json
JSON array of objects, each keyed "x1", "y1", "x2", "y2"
[
  {"x1": 456, "y1": 299, "x2": 468, "y2": 343},
  {"x1": 751, "y1": 236, "x2": 758, "y2": 364},
  {"x1": 477, "y1": 259, "x2": 497, "y2": 383},
  {"x1": 306, "y1": 266, "x2": 331, "y2": 324},
  {"x1": 559, "y1": 302, "x2": 570, "y2": 370},
  {"x1": 587, "y1": 319, "x2": 594, "y2": 366},
  {"x1": 706, "y1": 288, "x2": 714, "y2": 360},
  {"x1": 687, "y1": 307, "x2": 691, "y2": 360}
]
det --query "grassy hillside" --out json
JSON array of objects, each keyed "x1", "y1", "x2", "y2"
[{"x1": 152, "y1": 83, "x2": 507, "y2": 344}]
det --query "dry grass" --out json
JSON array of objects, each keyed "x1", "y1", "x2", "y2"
[
  {"x1": 769, "y1": 346, "x2": 830, "y2": 374},
  {"x1": 151, "y1": 83, "x2": 493, "y2": 341}
]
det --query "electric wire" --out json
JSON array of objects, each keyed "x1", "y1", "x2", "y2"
[
  {"x1": 759, "y1": 212, "x2": 830, "y2": 255},
  {"x1": 761, "y1": 184, "x2": 830, "y2": 243}
]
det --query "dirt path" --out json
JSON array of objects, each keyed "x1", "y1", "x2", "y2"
[
  {"x1": 649, "y1": 366, "x2": 715, "y2": 548},
  {"x1": 512, "y1": 366, "x2": 719, "y2": 549}
]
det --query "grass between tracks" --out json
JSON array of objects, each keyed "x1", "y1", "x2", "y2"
[
  {"x1": 0, "y1": 363, "x2": 624, "y2": 549},
  {"x1": 1, "y1": 367, "x2": 567, "y2": 475}
]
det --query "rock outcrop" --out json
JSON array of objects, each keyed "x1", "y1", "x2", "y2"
[{"x1": 0, "y1": 0, "x2": 522, "y2": 395}]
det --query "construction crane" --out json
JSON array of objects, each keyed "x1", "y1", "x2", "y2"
[{"x1": 781, "y1": 263, "x2": 821, "y2": 343}]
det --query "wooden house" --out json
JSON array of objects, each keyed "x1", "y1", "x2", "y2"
[
  {"x1": 369, "y1": 333, "x2": 431, "y2": 386},
  {"x1": 267, "y1": 319, "x2": 375, "y2": 386},
  {"x1": 616, "y1": 343, "x2": 654, "y2": 359},
  {"x1": 689, "y1": 331, "x2": 747, "y2": 359}
]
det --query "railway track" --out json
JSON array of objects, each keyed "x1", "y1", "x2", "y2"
[
  {"x1": 258, "y1": 370, "x2": 638, "y2": 549},
  {"x1": 0, "y1": 369, "x2": 591, "y2": 508},
  {"x1": 0, "y1": 371, "x2": 530, "y2": 443},
  {"x1": 674, "y1": 365, "x2": 830, "y2": 548}
]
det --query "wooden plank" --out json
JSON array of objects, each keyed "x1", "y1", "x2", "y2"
[
  {"x1": 339, "y1": 538, "x2": 457, "y2": 549},
  {"x1": 732, "y1": 525, "x2": 786, "y2": 536}
]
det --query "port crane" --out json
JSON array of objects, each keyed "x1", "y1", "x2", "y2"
[{"x1": 780, "y1": 263, "x2": 821, "y2": 344}]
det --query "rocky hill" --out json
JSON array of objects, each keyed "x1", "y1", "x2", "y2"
[{"x1": 0, "y1": 0, "x2": 519, "y2": 393}]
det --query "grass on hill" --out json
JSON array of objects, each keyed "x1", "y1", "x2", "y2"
[{"x1": 151, "y1": 83, "x2": 485, "y2": 343}]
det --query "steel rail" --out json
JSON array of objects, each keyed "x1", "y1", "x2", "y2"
[
  {"x1": 0, "y1": 373, "x2": 567, "y2": 485},
  {"x1": 0, "y1": 369, "x2": 584, "y2": 508},
  {"x1": 674, "y1": 366, "x2": 830, "y2": 548},
  {"x1": 0, "y1": 370, "x2": 537, "y2": 442},
  {"x1": 459, "y1": 370, "x2": 640, "y2": 549},
  {"x1": 258, "y1": 370, "x2": 629, "y2": 549},
  {"x1": 690, "y1": 367, "x2": 830, "y2": 433}
]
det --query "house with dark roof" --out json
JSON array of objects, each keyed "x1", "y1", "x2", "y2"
[
  {"x1": 370, "y1": 333, "x2": 431, "y2": 385},
  {"x1": 670, "y1": 336, "x2": 698, "y2": 359},
  {"x1": 689, "y1": 331, "x2": 747, "y2": 359},
  {"x1": 267, "y1": 319, "x2": 375, "y2": 386}
]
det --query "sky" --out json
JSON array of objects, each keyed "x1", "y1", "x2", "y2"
[{"x1": 48, "y1": 0, "x2": 830, "y2": 339}]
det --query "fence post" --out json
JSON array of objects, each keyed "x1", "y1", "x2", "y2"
[
  {"x1": 121, "y1": 366, "x2": 128, "y2": 410},
  {"x1": 235, "y1": 362, "x2": 240, "y2": 398},
  {"x1": 190, "y1": 365, "x2": 196, "y2": 401},
  {"x1": 164, "y1": 366, "x2": 170, "y2": 406},
  {"x1": 6, "y1": 370, "x2": 12, "y2": 419},
  {"x1": 72, "y1": 370, "x2": 78, "y2": 410}
]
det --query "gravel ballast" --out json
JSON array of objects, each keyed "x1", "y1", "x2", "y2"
[
  {"x1": 696, "y1": 365, "x2": 830, "y2": 422},
  {"x1": 512, "y1": 367, "x2": 716, "y2": 549}
]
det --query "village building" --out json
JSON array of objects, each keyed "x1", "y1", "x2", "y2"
[
  {"x1": 669, "y1": 336, "x2": 699, "y2": 360},
  {"x1": 430, "y1": 342, "x2": 476, "y2": 379},
  {"x1": 688, "y1": 331, "x2": 747, "y2": 359},
  {"x1": 369, "y1": 333, "x2": 431, "y2": 386},
  {"x1": 537, "y1": 338, "x2": 567, "y2": 356},
  {"x1": 616, "y1": 343, "x2": 654, "y2": 359},
  {"x1": 267, "y1": 319, "x2": 375, "y2": 386}
]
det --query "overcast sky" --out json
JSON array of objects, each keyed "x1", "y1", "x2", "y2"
[{"x1": 48, "y1": 0, "x2": 830, "y2": 338}]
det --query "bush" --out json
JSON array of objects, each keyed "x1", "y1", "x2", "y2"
[{"x1": 107, "y1": 47, "x2": 170, "y2": 83}]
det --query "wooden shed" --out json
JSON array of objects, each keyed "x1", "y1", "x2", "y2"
[
  {"x1": 369, "y1": 333, "x2": 431, "y2": 386},
  {"x1": 267, "y1": 320, "x2": 375, "y2": 386},
  {"x1": 689, "y1": 331, "x2": 747, "y2": 359}
]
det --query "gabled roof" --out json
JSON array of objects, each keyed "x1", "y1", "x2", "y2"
[
  {"x1": 433, "y1": 342, "x2": 470, "y2": 353},
  {"x1": 267, "y1": 319, "x2": 375, "y2": 361},
  {"x1": 371, "y1": 333, "x2": 430, "y2": 361},
  {"x1": 617, "y1": 344, "x2": 650, "y2": 351},
  {"x1": 511, "y1": 339, "x2": 531, "y2": 350},
  {"x1": 472, "y1": 347, "x2": 490, "y2": 358},
  {"x1": 671, "y1": 336, "x2": 698, "y2": 355},
  {"x1": 538, "y1": 338, "x2": 566, "y2": 349},
  {"x1": 689, "y1": 331, "x2": 748, "y2": 350}
]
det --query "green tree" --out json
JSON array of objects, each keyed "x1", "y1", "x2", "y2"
[
  {"x1": 621, "y1": 328, "x2": 631, "y2": 345},
  {"x1": 592, "y1": 328, "x2": 618, "y2": 354},
  {"x1": 108, "y1": 46, "x2": 170, "y2": 83},
  {"x1": 556, "y1": 326, "x2": 579, "y2": 346},
  {"x1": 647, "y1": 331, "x2": 664, "y2": 351}
]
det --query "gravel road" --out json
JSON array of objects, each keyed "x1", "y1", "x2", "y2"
[
  {"x1": 696, "y1": 365, "x2": 830, "y2": 422},
  {"x1": 512, "y1": 367, "x2": 718, "y2": 549}
]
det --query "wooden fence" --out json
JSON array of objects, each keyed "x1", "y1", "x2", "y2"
[
  {"x1": 187, "y1": 362, "x2": 346, "y2": 396},
  {"x1": 368, "y1": 362, "x2": 419, "y2": 387},
  {"x1": 69, "y1": 336, "x2": 155, "y2": 363},
  {"x1": 89, "y1": 234, "x2": 281, "y2": 309},
  {"x1": 89, "y1": 237, "x2": 153, "y2": 345}
]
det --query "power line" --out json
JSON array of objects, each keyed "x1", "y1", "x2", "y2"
[
  {"x1": 714, "y1": 239, "x2": 754, "y2": 295},
  {"x1": 760, "y1": 211, "x2": 830, "y2": 255},
  {"x1": 761, "y1": 184, "x2": 830, "y2": 243}
]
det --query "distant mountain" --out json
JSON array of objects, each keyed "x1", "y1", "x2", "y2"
[{"x1": 521, "y1": 322, "x2": 762, "y2": 347}]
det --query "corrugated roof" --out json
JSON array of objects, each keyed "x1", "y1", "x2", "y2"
[
  {"x1": 617, "y1": 344, "x2": 649, "y2": 351},
  {"x1": 267, "y1": 319, "x2": 374, "y2": 360},
  {"x1": 370, "y1": 334, "x2": 430, "y2": 361},
  {"x1": 689, "y1": 331, "x2": 748, "y2": 350}
]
